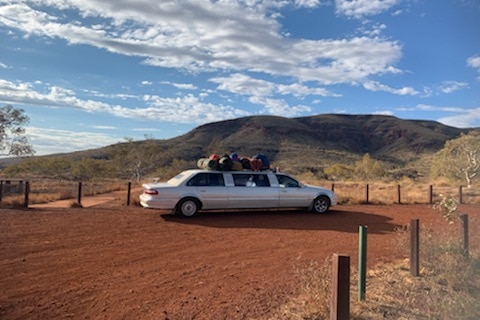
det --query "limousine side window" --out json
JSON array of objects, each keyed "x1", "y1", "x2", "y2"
[
  {"x1": 276, "y1": 174, "x2": 300, "y2": 188},
  {"x1": 187, "y1": 173, "x2": 225, "y2": 187},
  {"x1": 232, "y1": 174, "x2": 270, "y2": 187}
]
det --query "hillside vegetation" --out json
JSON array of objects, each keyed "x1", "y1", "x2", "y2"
[
  {"x1": 165, "y1": 114, "x2": 468, "y2": 167},
  {"x1": 0, "y1": 114, "x2": 474, "y2": 180}
]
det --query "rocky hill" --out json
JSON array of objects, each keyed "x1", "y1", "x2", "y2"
[
  {"x1": 1, "y1": 114, "x2": 475, "y2": 174},
  {"x1": 157, "y1": 114, "x2": 471, "y2": 170}
]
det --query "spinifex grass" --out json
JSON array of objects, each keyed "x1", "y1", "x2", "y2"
[{"x1": 266, "y1": 226, "x2": 480, "y2": 320}]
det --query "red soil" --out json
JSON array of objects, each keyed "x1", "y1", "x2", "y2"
[{"x1": 1, "y1": 203, "x2": 478, "y2": 319}]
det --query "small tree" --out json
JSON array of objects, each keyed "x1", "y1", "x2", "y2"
[
  {"x1": 433, "y1": 193, "x2": 459, "y2": 224},
  {"x1": 2, "y1": 157, "x2": 72, "y2": 179},
  {"x1": 324, "y1": 163, "x2": 354, "y2": 180},
  {"x1": 71, "y1": 158, "x2": 112, "y2": 181},
  {"x1": 112, "y1": 135, "x2": 166, "y2": 182},
  {"x1": 431, "y1": 132, "x2": 480, "y2": 187},
  {"x1": 354, "y1": 153, "x2": 384, "y2": 181},
  {"x1": 153, "y1": 159, "x2": 193, "y2": 181},
  {"x1": 0, "y1": 105, "x2": 34, "y2": 156}
]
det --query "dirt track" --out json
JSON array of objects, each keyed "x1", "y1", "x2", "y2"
[{"x1": 1, "y1": 203, "x2": 479, "y2": 319}]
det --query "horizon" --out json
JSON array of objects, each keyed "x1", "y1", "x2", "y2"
[
  {"x1": 0, "y1": 0, "x2": 479, "y2": 156},
  {"x1": 1, "y1": 112, "x2": 475, "y2": 161}
]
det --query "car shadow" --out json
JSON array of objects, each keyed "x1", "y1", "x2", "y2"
[{"x1": 160, "y1": 208, "x2": 401, "y2": 234}]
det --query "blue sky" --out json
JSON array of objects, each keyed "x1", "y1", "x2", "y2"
[{"x1": 0, "y1": 0, "x2": 479, "y2": 156}]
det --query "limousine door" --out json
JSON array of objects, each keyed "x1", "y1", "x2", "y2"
[
  {"x1": 276, "y1": 174, "x2": 311, "y2": 207},
  {"x1": 228, "y1": 173, "x2": 279, "y2": 208},
  {"x1": 187, "y1": 172, "x2": 229, "y2": 209}
]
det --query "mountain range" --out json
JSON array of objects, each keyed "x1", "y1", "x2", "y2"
[
  {"x1": 157, "y1": 114, "x2": 472, "y2": 170},
  {"x1": 2, "y1": 114, "x2": 476, "y2": 175}
]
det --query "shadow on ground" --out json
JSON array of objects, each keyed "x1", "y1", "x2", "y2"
[{"x1": 161, "y1": 207, "x2": 400, "y2": 233}]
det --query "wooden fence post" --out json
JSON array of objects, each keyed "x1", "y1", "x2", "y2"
[
  {"x1": 77, "y1": 182, "x2": 82, "y2": 206},
  {"x1": 358, "y1": 226, "x2": 368, "y2": 301},
  {"x1": 397, "y1": 184, "x2": 401, "y2": 204},
  {"x1": 127, "y1": 182, "x2": 132, "y2": 206},
  {"x1": 24, "y1": 181, "x2": 30, "y2": 208},
  {"x1": 429, "y1": 185, "x2": 433, "y2": 204},
  {"x1": 0, "y1": 180, "x2": 3, "y2": 203},
  {"x1": 410, "y1": 219, "x2": 420, "y2": 276},
  {"x1": 459, "y1": 186, "x2": 463, "y2": 204},
  {"x1": 461, "y1": 214, "x2": 469, "y2": 257},
  {"x1": 331, "y1": 183, "x2": 335, "y2": 192},
  {"x1": 331, "y1": 254, "x2": 350, "y2": 320},
  {"x1": 365, "y1": 184, "x2": 369, "y2": 204}
]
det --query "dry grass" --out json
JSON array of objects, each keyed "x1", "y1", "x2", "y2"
[
  {"x1": 0, "y1": 179, "x2": 138, "y2": 207},
  {"x1": 294, "y1": 176, "x2": 480, "y2": 205},
  {"x1": 271, "y1": 259, "x2": 332, "y2": 320},
  {"x1": 267, "y1": 225, "x2": 480, "y2": 320},
  {"x1": 1, "y1": 176, "x2": 479, "y2": 208},
  {"x1": 351, "y1": 226, "x2": 480, "y2": 319}
]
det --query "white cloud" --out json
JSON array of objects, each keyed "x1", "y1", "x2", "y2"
[
  {"x1": 373, "y1": 110, "x2": 394, "y2": 116},
  {"x1": 438, "y1": 81, "x2": 469, "y2": 94},
  {"x1": 467, "y1": 55, "x2": 480, "y2": 68},
  {"x1": 161, "y1": 82, "x2": 197, "y2": 90},
  {"x1": 403, "y1": 104, "x2": 480, "y2": 128},
  {"x1": 294, "y1": 0, "x2": 322, "y2": 8},
  {"x1": 26, "y1": 127, "x2": 121, "y2": 155},
  {"x1": 359, "y1": 23, "x2": 387, "y2": 37},
  {"x1": 93, "y1": 126, "x2": 116, "y2": 130},
  {"x1": 211, "y1": 73, "x2": 341, "y2": 98},
  {"x1": 248, "y1": 95, "x2": 313, "y2": 116},
  {"x1": 277, "y1": 83, "x2": 342, "y2": 97},
  {"x1": 139, "y1": 94, "x2": 251, "y2": 123},
  {"x1": 363, "y1": 80, "x2": 418, "y2": 95},
  {"x1": 132, "y1": 127, "x2": 162, "y2": 132},
  {"x1": 211, "y1": 74, "x2": 275, "y2": 97},
  {"x1": 437, "y1": 108, "x2": 480, "y2": 128},
  {"x1": 416, "y1": 104, "x2": 465, "y2": 113},
  {"x1": 393, "y1": 104, "x2": 480, "y2": 128},
  {"x1": 467, "y1": 55, "x2": 480, "y2": 79},
  {"x1": 335, "y1": 0, "x2": 400, "y2": 18},
  {"x1": 391, "y1": 9, "x2": 404, "y2": 16},
  {"x1": 420, "y1": 81, "x2": 470, "y2": 97},
  {"x1": 0, "y1": 1, "x2": 403, "y2": 85},
  {"x1": 0, "y1": 78, "x2": 249, "y2": 124},
  {"x1": 0, "y1": 79, "x2": 117, "y2": 112}
]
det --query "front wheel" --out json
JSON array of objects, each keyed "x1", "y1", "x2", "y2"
[
  {"x1": 175, "y1": 198, "x2": 200, "y2": 217},
  {"x1": 311, "y1": 196, "x2": 330, "y2": 214}
]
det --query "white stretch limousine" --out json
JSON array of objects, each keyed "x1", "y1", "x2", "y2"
[{"x1": 140, "y1": 169, "x2": 337, "y2": 217}]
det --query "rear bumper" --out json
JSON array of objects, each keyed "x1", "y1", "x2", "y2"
[{"x1": 139, "y1": 195, "x2": 176, "y2": 209}]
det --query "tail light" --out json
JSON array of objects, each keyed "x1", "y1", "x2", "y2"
[{"x1": 143, "y1": 189, "x2": 158, "y2": 195}]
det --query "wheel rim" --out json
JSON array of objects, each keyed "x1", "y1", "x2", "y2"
[
  {"x1": 181, "y1": 200, "x2": 197, "y2": 217},
  {"x1": 314, "y1": 198, "x2": 328, "y2": 213}
]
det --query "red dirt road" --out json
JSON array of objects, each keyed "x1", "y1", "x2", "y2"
[{"x1": 1, "y1": 204, "x2": 479, "y2": 319}]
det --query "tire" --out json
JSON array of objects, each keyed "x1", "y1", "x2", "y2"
[
  {"x1": 175, "y1": 198, "x2": 200, "y2": 217},
  {"x1": 311, "y1": 196, "x2": 330, "y2": 214}
]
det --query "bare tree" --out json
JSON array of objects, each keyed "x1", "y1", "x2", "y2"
[
  {"x1": 0, "y1": 105, "x2": 35, "y2": 157},
  {"x1": 112, "y1": 135, "x2": 166, "y2": 182},
  {"x1": 431, "y1": 132, "x2": 480, "y2": 187}
]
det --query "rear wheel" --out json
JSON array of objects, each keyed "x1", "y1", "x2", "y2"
[
  {"x1": 176, "y1": 198, "x2": 200, "y2": 217},
  {"x1": 311, "y1": 196, "x2": 330, "y2": 214}
]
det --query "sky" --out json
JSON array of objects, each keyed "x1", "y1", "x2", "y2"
[{"x1": 0, "y1": 0, "x2": 479, "y2": 156}]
